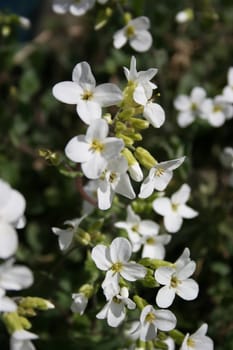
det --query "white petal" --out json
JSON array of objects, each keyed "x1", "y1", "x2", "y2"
[
  {"x1": 177, "y1": 261, "x2": 196, "y2": 279},
  {"x1": 208, "y1": 111, "x2": 225, "y2": 127},
  {"x1": 0, "y1": 264, "x2": 33, "y2": 291},
  {"x1": 178, "y1": 204, "x2": 198, "y2": 218},
  {"x1": 113, "y1": 29, "x2": 127, "y2": 49},
  {"x1": 82, "y1": 153, "x2": 107, "y2": 179},
  {"x1": 0, "y1": 190, "x2": 26, "y2": 226},
  {"x1": 174, "y1": 95, "x2": 191, "y2": 111},
  {"x1": 121, "y1": 262, "x2": 146, "y2": 281},
  {"x1": 143, "y1": 102, "x2": 165, "y2": 128},
  {"x1": 12, "y1": 329, "x2": 38, "y2": 340},
  {"x1": 94, "y1": 84, "x2": 122, "y2": 106},
  {"x1": 191, "y1": 86, "x2": 206, "y2": 103},
  {"x1": 115, "y1": 174, "x2": 136, "y2": 199},
  {"x1": 110, "y1": 237, "x2": 132, "y2": 263},
  {"x1": 52, "y1": 0, "x2": 70, "y2": 14},
  {"x1": 86, "y1": 119, "x2": 108, "y2": 141},
  {"x1": 102, "y1": 138, "x2": 124, "y2": 160},
  {"x1": 130, "y1": 17, "x2": 150, "y2": 31},
  {"x1": 130, "y1": 30, "x2": 153, "y2": 52},
  {"x1": 52, "y1": 228, "x2": 73, "y2": 250},
  {"x1": 153, "y1": 171, "x2": 173, "y2": 191},
  {"x1": 0, "y1": 296, "x2": 17, "y2": 312},
  {"x1": 142, "y1": 243, "x2": 165, "y2": 259},
  {"x1": 152, "y1": 197, "x2": 172, "y2": 216},
  {"x1": 107, "y1": 301, "x2": 125, "y2": 327},
  {"x1": 140, "y1": 322, "x2": 157, "y2": 341},
  {"x1": 96, "y1": 301, "x2": 110, "y2": 320},
  {"x1": 91, "y1": 244, "x2": 111, "y2": 270},
  {"x1": 52, "y1": 81, "x2": 81, "y2": 104},
  {"x1": 164, "y1": 213, "x2": 183, "y2": 233},
  {"x1": 65, "y1": 135, "x2": 90, "y2": 163},
  {"x1": 97, "y1": 182, "x2": 113, "y2": 210},
  {"x1": 77, "y1": 100, "x2": 102, "y2": 124},
  {"x1": 139, "y1": 175, "x2": 155, "y2": 199},
  {"x1": 0, "y1": 222, "x2": 18, "y2": 259},
  {"x1": 154, "y1": 309, "x2": 177, "y2": 331},
  {"x1": 133, "y1": 85, "x2": 148, "y2": 105},
  {"x1": 72, "y1": 61, "x2": 96, "y2": 90},
  {"x1": 176, "y1": 279, "x2": 199, "y2": 300},
  {"x1": 177, "y1": 111, "x2": 195, "y2": 127},
  {"x1": 171, "y1": 184, "x2": 191, "y2": 204},
  {"x1": 158, "y1": 157, "x2": 186, "y2": 171},
  {"x1": 155, "y1": 266, "x2": 174, "y2": 285},
  {"x1": 138, "y1": 220, "x2": 159, "y2": 236}
]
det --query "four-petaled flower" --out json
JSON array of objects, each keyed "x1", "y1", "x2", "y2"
[
  {"x1": 96, "y1": 286, "x2": 136, "y2": 327},
  {"x1": 91, "y1": 237, "x2": 146, "y2": 291},
  {"x1": 113, "y1": 17, "x2": 153, "y2": 52},
  {"x1": 52, "y1": 0, "x2": 108, "y2": 16},
  {"x1": 155, "y1": 248, "x2": 199, "y2": 308},
  {"x1": 0, "y1": 179, "x2": 26, "y2": 259},
  {"x1": 115, "y1": 206, "x2": 171, "y2": 259},
  {"x1": 200, "y1": 95, "x2": 233, "y2": 127},
  {"x1": 71, "y1": 292, "x2": 88, "y2": 315},
  {"x1": 174, "y1": 87, "x2": 206, "y2": 127},
  {"x1": 130, "y1": 304, "x2": 176, "y2": 341},
  {"x1": 65, "y1": 119, "x2": 124, "y2": 179},
  {"x1": 152, "y1": 183, "x2": 198, "y2": 233},
  {"x1": 97, "y1": 156, "x2": 135, "y2": 210},
  {"x1": 139, "y1": 157, "x2": 185, "y2": 198},
  {"x1": 53, "y1": 61, "x2": 122, "y2": 124},
  {"x1": 180, "y1": 323, "x2": 214, "y2": 350}
]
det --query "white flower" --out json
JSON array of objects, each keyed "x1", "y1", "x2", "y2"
[
  {"x1": 70, "y1": 292, "x2": 88, "y2": 315},
  {"x1": 10, "y1": 330, "x2": 38, "y2": 350},
  {"x1": 124, "y1": 56, "x2": 157, "y2": 105},
  {"x1": 53, "y1": 62, "x2": 122, "y2": 124},
  {"x1": 152, "y1": 184, "x2": 198, "y2": 233},
  {"x1": 97, "y1": 156, "x2": 135, "y2": 210},
  {"x1": 0, "y1": 289, "x2": 17, "y2": 312},
  {"x1": 52, "y1": 216, "x2": 85, "y2": 250},
  {"x1": 52, "y1": 0, "x2": 108, "y2": 16},
  {"x1": 91, "y1": 237, "x2": 146, "y2": 291},
  {"x1": 82, "y1": 180, "x2": 98, "y2": 214},
  {"x1": 0, "y1": 179, "x2": 26, "y2": 259},
  {"x1": 133, "y1": 304, "x2": 176, "y2": 341},
  {"x1": 0, "y1": 258, "x2": 33, "y2": 292},
  {"x1": 139, "y1": 157, "x2": 185, "y2": 198},
  {"x1": 113, "y1": 17, "x2": 153, "y2": 52},
  {"x1": 222, "y1": 67, "x2": 233, "y2": 103},
  {"x1": 200, "y1": 95, "x2": 233, "y2": 127},
  {"x1": 115, "y1": 206, "x2": 171, "y2": 259},
  {"x1": 155, "y1": 248, "x2": 199, "y2": 308},
  {"x1": 174, "y1": 87, "x2": 206, "y2": 127},
  {"x1": 65, "y1": 119, "x2": 124, "y2": 179},
  {"x1": 96, "y1": 287, "x2": 136, "y2": 327},
  {"x1": 175, "y1": 8, "x2": 194, "y2": 23},
  {"x1": 221, "y1": 147, "x2": 233, "y2": 168},
  {"x1": 180, "y1": 323, "x2": 214, "y2": 350}
]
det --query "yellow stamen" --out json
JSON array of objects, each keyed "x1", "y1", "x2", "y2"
[
  {"x1": 125, "y1": 25, "x2": 135, "y2": 38},
  {"x1": 111, "y1": 262, "x2": 123, "y2": 273},
  {"x1": 187, "y1": 337, "x2": 195, "y2": 347},
  {"x1": 145, "y1": 312, "x2": 156, "y2": 323},
  {"x1": 155, "y1": 167, "x2": 165, "y2": 177},
  {"x1": 82, "y1": 90, "x2": 93, "y2": 100},
  {"x1": 90, "y1": 139, "x2": 104, "y2": 153}
]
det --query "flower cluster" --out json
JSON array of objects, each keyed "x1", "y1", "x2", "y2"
[
  {"x1": 174, "y1": 67, "x2": 233, "y2": 127},
  {"x1": 53, "y1": 57, "x2": 185, "y2": 210},
  {"x1": 52, "y1": 1, "x2": 153, "y2": 52},
  {"x1": 0, "y1": 178, "x2": 54, "y2": 350}
]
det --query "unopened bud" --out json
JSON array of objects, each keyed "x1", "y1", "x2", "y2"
[{"x1": 134, "y1": 147, "x2": 157, "y2": 169}]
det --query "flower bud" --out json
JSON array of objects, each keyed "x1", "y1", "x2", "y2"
[
  {"x1": 134, "y1": 147, "x2": 157, "y2": 169},
  {"x1": 122, "y1": 148, "x2": 143, "y2": 182}
]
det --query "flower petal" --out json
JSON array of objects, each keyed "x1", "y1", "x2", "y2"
[
  {"x1": 77, "y1": 100, "x2": 102, "y2": 124},
  {"x1": 72, "y1": 61, "x2": 96, "y2": 90},
  {"x1": 0, "y1": 222, "x2": 18, "y2": 259},
  {"x1": 113, "y1": 29, "x2": 127, "y2": 49},
  {"x1": 94, "y1": 84, "x2": 122, "y2": 106},
  {"x1": 121, "y1": 262, "x2": 146, "y2": 281},
  {"x1": 110, "y1": 237, "x2": 132, "y2": 263},
  {"x1": 154, "y1": 309, "x2": 177, "y2": 331},
  {"x1": 164, "y1": 213, "x2": 183, "y2": 233},
  {"x1": 52, "y1": 81, "x2": 81, "y2": 104},
  {"x1": 130, "y1": 30, "x2": 153, "y2": 52},
  {"x1": 65, "y1": 135, "x2": 90, "y2": 163},
  {"x1": 176, "y1": 279, "x2": 199, "y2": 300},
  {"x1": 152, "y1": 197, "x2": 172, "y2": 216},
  {"x1": 143, "y1": 102, "x2": 165, "y2": 128},
  {"x1": 91, "y1": 244, "x2": 111, "y2": 270}
]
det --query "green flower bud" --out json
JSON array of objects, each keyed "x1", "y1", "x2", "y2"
[
  {"x1": 141, "y1": 268, "x2": 159, "y2": 288},
  {"x1": 133, "y1": 295, "x2": 147, "y2": 310},
  {"x1": 139, "y1": 258, "x2": 174, "y2": 270},
  {"x1": 118, "y1": 108, "x2": 135, "y2": 121},
  {"x1": 130, "y1": 118, "x2": 149, "y2": 130},
  {"x1": 116, "y1": 133, "x2": 134, "y2": 146},
  {"x1": 79, "y1": 284, "x2": 94, "y2": 299},
  {"x1": 134, "y1": 147, "x2": 157, "y2": 169},
  {"x1": 3, "y1": 312, "x2": 31, "y2": 334},
  {"x1": 168, "y1": 329, "x2": 185, "y2": 345},
  {"x1": 19, "y1": 297, "x2": 54, "y2": 311},
  {"x1": 121, "y1": 148, "x2": 137, "y2": 166}
]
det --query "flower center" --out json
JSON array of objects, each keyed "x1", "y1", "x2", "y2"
[
  {"x1": 213, "y1": 105, "x2": 222, "y2": 113},
  {"x1": 146, "y1": 237, "x2": 155, "y2": 245},
  {"x1": 145, "y1": 312, "x2": 156, "y2": 323},
  {"x1": 132, "y1": 224, "x2": 139, "y2": 232},
  {"x1": 125, "y1": 25, "x2": 135, "y2": 38},
  {"x1": 191, "y1": 102, "x2": 197, "y2": 111},
  {"x1": 82, "y1": 90, "x2": 93, "y2": 100},
  {"x1": 155, "y1": 167, "x2": 165, "y2": 177},
  {"x1": 90, "y1": 139, "x2": 104, "y2": 153},
  {"x1": 113, "y1": 296, "x2": 122, "y2": 304},
  {"x1": 170, "y1": 275, "x2": 180, "y2": 288},
  {"x1": 109, "y1": 172, "x2": 117, "y2": 183},
  {"x1": 187, "y1": 338, "x2": 195, "y2": 347},
  {"x1": 172, "y1": 203, "x2": 179, "y2": 212},
  {"x1": 111, "y1": 262, "x2": 123, "y2": 273}
]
